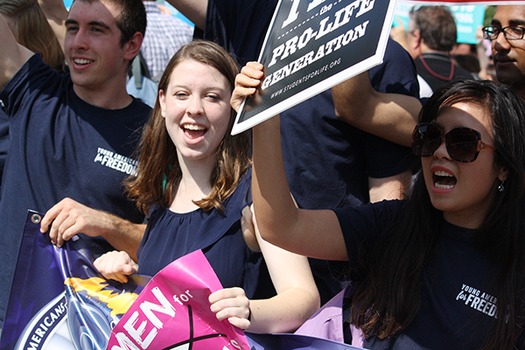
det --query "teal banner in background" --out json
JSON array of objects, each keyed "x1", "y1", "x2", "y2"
[{"x1": 394, "y1": 3, "x2": 486, "y2": 44}]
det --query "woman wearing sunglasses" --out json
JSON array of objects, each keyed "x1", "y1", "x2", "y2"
[{"x1": 233, "y1": 62, "x2": 525, "y2": 349}]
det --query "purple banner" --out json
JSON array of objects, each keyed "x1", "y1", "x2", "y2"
[
  {"x1": 1, "y1": 210, "x2": 367, "y2": 350},
  {"x1": 0, "y1": 210, "x2": 147, "y2": 350}
]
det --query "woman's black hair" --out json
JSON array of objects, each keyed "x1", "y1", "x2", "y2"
[{"x1": 350, "y1": 80, "x2": 525, "y2": 349}]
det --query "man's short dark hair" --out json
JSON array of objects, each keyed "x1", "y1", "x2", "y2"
[
  {"x1": 74, "y1": 0, "x2": 146, "y2": 46},
  {"x1": 410, "y1": 6, "x2": 457, "y2": 52}
]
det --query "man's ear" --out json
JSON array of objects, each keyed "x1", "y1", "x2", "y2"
[
  {"x1": 123, "y1": 32, "x2": 143, "y2": 62},
  {"x1": 412, "y1": 29, "x2": 422, "y2": 48}
]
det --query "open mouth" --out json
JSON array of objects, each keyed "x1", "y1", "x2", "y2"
[
  {"x1": 182, "y1": 123, "x2": 207, "y2": 138},
  {"x1": 433, "y1": 170, "x2": 456, "y2": 190}
]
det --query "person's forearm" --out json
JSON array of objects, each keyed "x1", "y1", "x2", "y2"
[
  {"x1": 365, "y1": 92, "x2": 420, "y2": 147},
  {"x1": 166, "y1": 0, "x2": 207, "y2": 30},
  {"x1": 332, "y1": 73, "x2": 420, "y2": 147},
  {"x1": 38, "y1": 0, "x2": 67, "y2": 51},
  {"x1": 252, "y1": 116, "x2": 299, "y2": 247},
  {"x1": 0, "y1": 14, "x2": 33, "y2": 88},
  {"x1": 99, "y1": 215, "x2": 145, "y2": 261},
  {"x1": 247, "y1": 289, "x2": 320, "y2": 333}
]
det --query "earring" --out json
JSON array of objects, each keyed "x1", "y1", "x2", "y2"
[{"x1": 498, "y1": 181, "x2": 505, "y2": 192}]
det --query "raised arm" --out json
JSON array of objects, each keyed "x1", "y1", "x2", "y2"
[
  {"x1": 38, "y1": 0, "x2": 68, "y2": 51},
  {"x1": 332, "y1": 72, "x2": 420, "y2": 147},
  {"x1": 165, "y1": 0, "x2": 207, "y2": 31},
  {"x1": 0, "y1": 14, "x2": 33, "y2": 88},
  {"x1": 232, "y1": 62, "x2": 347, "y2": 261}
]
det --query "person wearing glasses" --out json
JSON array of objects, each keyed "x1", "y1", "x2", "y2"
[
  {"x1": 233, "y1": 61, "x2": 525, "y2": 349},
  {"x1": 483, "y1": 5, "x2": 525, "y2": 100}
]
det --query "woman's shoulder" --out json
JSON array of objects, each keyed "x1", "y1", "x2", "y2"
[
  {"x1": 335, "y1": 199, "x2": 405, "y2": 219},
  {"x1": 333, "y1": 199, "x2": 406, "y2": 237},
  {"x1": 223, "y1": 167, "x2": 252, "y2": 209}
]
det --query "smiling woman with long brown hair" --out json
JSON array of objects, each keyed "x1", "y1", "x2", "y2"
[{"x1": 95, "y1": 40, "x2": 320, "y2": 334}]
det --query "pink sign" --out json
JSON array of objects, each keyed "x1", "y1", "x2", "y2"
[{"x1": 107, "y1": 250, "x2": 250, "y2": 350}]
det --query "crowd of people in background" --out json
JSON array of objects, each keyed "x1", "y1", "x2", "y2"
[{"x1": 0, "y1": 0, "x2": 525, "y2": 348}]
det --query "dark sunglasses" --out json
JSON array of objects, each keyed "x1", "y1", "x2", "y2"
[{"x1": 412, "y1": 123, "x2": 496, "y2": 163}]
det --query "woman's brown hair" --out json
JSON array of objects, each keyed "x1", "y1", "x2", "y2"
[{"x1": 126, "y1": 40, "x2": 251, "y2": 215}]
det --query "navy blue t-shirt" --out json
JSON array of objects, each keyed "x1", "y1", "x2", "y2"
[
  {"x1": 0, "y1": 55, "x2": 151, "y2": 323},
  {"x1": 334, "y1": 201, "x2": 498, "y2": 349},
  {"x1": 0, "y1": 111, "x2": 8, "y2": 191},
  {"x1": 200, "y1": 0, "x2": 419, "y2": 304},
  {"x1": 138, "y1": 169, "x2": 274, "y2": 299}
]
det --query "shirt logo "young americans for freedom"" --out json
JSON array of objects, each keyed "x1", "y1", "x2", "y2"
[
  {"x1": 456, "y1": 284, "x2": 497, "y2": 318},
  {"x1": 94, "y1": 147, "x2": 138, "y2": 176}
]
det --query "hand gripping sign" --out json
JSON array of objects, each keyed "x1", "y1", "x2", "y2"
[
  {"x1": 0, "y1": 211, "x2": 249, "y2": 350},
  {"x1": 232, "y1": 0, "x2": 397, "y2": 135},
  {"x1": 1, "y1": 210, "x2": 370, "y2": 350},
  {"x1": 106, "y1": 250, "x2": 250, "y2": 350},
  {"x1": 0, "y1": 211, "x2": 148, "y2": 350}
]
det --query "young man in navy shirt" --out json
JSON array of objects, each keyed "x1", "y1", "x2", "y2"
[{"x1": 0, "y1": 0, "x2": 151, "y2": 332}]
